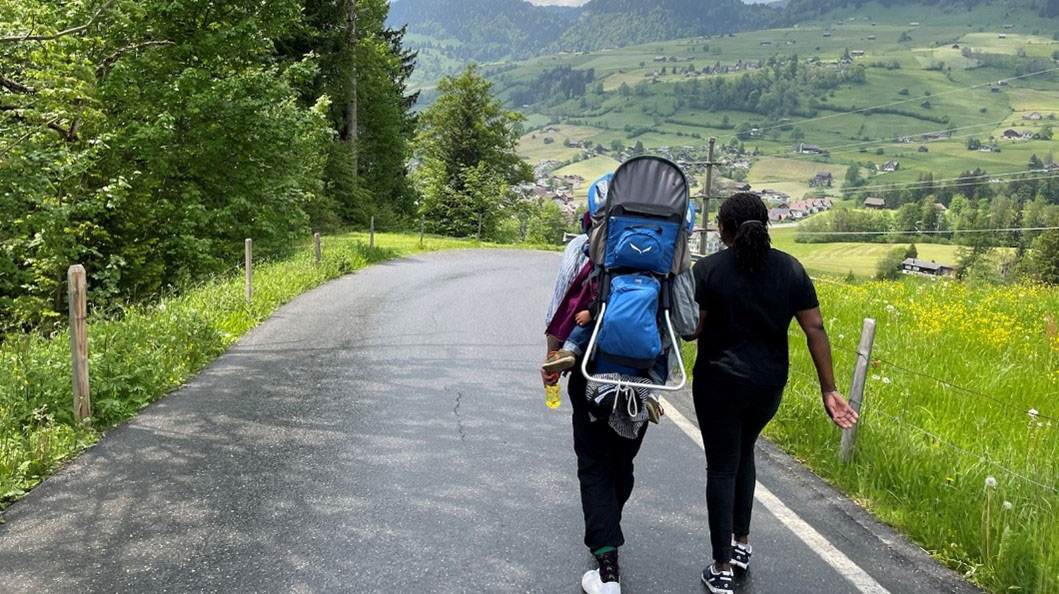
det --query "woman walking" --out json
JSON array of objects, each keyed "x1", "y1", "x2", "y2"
[{"x1": 686, "y1": 192, "x2": 858, "y2": 594}]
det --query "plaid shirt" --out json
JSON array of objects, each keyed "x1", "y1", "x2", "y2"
[{"x1": 545, "y1": 234, "x2": 589, "y2": 329}]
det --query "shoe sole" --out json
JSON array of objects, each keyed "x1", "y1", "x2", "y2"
[
  {"x1": 731, "y1": 559, "x2": 749, "y2": 571},
  {"x1": 701, "y1": 574, "x2": 733, "y2": 594},
  {"x1": 542, "y1": 357, "x2": 576, "y2": 373}
]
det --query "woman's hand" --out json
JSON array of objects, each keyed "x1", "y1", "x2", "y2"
[{"x1": 822, "y1": 390, "x2": 858, "y2": 429}]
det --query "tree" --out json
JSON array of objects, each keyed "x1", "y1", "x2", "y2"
[
  {"x1": 1031, "y1": 231, "x2": 1059, "y2": 284},
  {"x1": 967, "y1": 137, "x2": 982, "y2": 150},
  {"x1": 1039, "y1": 125, "x2": 1054, "y2": 140},
  {"x1": 414, "y1": 65, "x2": 531, "y2": 238},
  {"x1": 790, "y1": 127, "x2": 806, "y2": 142},
  {"x1": 610, "y1": 139, "x2": 626, "y2": 153},
  {"x1": 1029, "y1": 154, "x2": 1045, "y2": 170},
  {"x1": 875, "y1": 248, "x2": 906, "y2": 280},
  {"x1": 633, "y1": 140, "x2": 645, "y2": 155},
  {"x1": 905, "y1": 244, "x2": 919, "y2": 259}
]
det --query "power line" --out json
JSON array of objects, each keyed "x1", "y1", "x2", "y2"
[
  {"x1": 793, "y1": 225, "x2": 1059, "y2": 236},
  {"x1": 831, "y1": 171, "x2": 1059, "y2": 195},
  {"x1": 837, "y1": 168, "x2": 1045, "y2": 192},
  {"x1": 716, "y1": 66, "x2": 1059, "y2": 141}
]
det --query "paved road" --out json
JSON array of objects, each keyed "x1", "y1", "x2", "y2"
[{"x1": 0, "y1": 250, "x2": 978, "y2": 593}]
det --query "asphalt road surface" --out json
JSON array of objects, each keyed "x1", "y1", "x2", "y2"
[{"x1": 0, "y1": 250, "x2": 980, "y2": 593}]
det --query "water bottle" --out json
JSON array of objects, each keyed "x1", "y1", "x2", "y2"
[{"x1": 546, "y1": 382, "x2": 561, "y2": 409}]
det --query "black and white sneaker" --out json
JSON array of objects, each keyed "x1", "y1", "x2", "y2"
[
  {"x1": 582, "y1": 549, "x2": 620, "y2": 594},
  {"x1": 701, "y1": 565, "x2": 734, "y2": 594},
  {"x1": 731, "y1": 541, "x2": 752, "y2": 572}
]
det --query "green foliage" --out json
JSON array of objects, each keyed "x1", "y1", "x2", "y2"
[
  {"x1": 1031, "y1": 230, "x2": 1059, "y2": 284},
  {"x1": 874, "y1": 247, "x2": 906, "y2": 280},
  {"x1": 0, "y1": 0, "x2": 419, "y2": 333},
  {"x1": 415, "y1": 65, "x2": 532, "y2": 238}
]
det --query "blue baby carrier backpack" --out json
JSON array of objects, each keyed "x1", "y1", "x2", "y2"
[{"x1": 582, "y1": 156, "x2": 691, "y2": 393}]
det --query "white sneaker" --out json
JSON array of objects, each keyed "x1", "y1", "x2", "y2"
[{"x1": 581, "y1": 569, "x2": 621, "y2": 594}]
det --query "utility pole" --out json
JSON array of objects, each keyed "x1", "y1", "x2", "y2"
[{"x1": 701, "y1": 137, "x2": 716, "y2": 256}]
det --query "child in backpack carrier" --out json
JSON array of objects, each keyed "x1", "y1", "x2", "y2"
[{"x1": 542, "y1": 212, "x2": 601, "y2": 375}]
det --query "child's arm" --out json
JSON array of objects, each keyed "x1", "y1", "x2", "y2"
[{"x1": 575, "y1": 310, "x2": 592, "y2": 326}]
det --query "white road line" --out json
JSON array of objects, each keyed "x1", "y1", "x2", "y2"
[{"x1": 659, "y1": 397, "x2": 892, "y2": 594}]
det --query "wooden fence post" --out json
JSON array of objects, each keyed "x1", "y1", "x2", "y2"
[
  {"x1": 313, "y1": 232, "x2": 321, "y2": 265},
  {"x1": 477, "y1": 213, "x2": 483, "y2": 242},
  {"x1": 244, "y1": 238, "x2": 253, "y2": 303},
  {"x1": 839, "y1": 317, "x2": 876, "y2": 462},
  {"x1": 369, "y1": 216, "x2": 375, "y2": 249},
  {"x1": 420, "y1": 215, "x2": 425, "y2": 246},
  {"x1": 68, "y1": 265, "x2": 90, "y2": 425}
]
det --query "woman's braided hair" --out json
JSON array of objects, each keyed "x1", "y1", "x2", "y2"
[{"x1": 718, "y1": 192, "x2": 770, "y2": 274}]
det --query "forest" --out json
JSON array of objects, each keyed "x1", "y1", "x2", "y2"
[{"x1": 0, "y1": 0, "x2": 418, "y2": 333}]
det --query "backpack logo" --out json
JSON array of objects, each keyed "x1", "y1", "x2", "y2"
[{"x1": 630, "y1": 243, "x2": 652, "y2": 255}]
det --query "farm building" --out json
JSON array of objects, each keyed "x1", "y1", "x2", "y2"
[
  {"x1": 795, "y1": 143, "x2": 823, "y2": 154},
  {"x1": 919, "y1": 145, "x2": 929, "y2": 152},
  {"x1": 998, "y1": 34, "x2": 1007, "y2": 39},
  {"x1": 867, "y1": 35, "x2": 877, "y2": 40},
  {"x1": 863, "y1": 197, "x2": 886, "y2": 209},
  {"x1": 999, "y1": 80, "x2": 1009, "y2": 86},
  {"x1": 990, "y1": 86, "x2": 1001, "y2": 92},
  {"x1": 761, "y1": 40, "x2": 773, "y2": 46},
  {"x1": 1024, "y1": 112, "x2": 1044, "y2": 121},
  {"x1": 901, "y1": 258, "x2": 956, "y2": 278},
  {"x1": 809, "y1": 172, "x2": 833, "y2": 187},
  {"x1": 882, "y1": 160, "x2": 900, "y2": 172},
  {"x1": 823, "y1": 32, "x2": 832, "y2": 37},
  {"x1": 851, "y1": 50, "x2": 865, "y2": 56},
  {"x1": 909, "y1": 21, "x2": 919, "y2": 26},
  {"x1": 1002, "y1": 129, "x2": 1033, "y2": 140}
]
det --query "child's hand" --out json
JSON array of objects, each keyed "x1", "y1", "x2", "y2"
[{"x1": 575, "y1": 310, "x2": 592, "y2": 326}]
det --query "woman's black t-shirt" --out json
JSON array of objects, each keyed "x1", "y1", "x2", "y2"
[{"x1": 692, "y1": 248, "x2": 818, "y2": 387}]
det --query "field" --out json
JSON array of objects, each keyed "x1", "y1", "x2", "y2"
[
  {"x1": 0, "y1": 233, "x2": 560, "y2": 509},
  {"x1": 770, "y1": 227, "x2": 963, "y2": 276},
  {"x1": 773, "y1": 279, "x2": 1059, "y2": 593},
  {"x1": 501, "y1": 5, "x2": 1059, "y2": 203}
]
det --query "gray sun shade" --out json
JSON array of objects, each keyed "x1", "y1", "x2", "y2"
[{"x1": 606, "y1": 156, "x2": 689, "y2": 218}]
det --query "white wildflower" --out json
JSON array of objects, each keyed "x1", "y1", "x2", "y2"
[
  {"x1": 838, "y1": 334, "x2": 845, "y2": 339},
  {"x1": 1003, "y1": 501, "x2": 1013, "y2": 510},
  {"x1": 872, "y1": 374, "x2": 881, "y2": 381},
  {"x1": 1028, "y1": 408, "x2": 1039, "y2": 419},
  {"x1": 882, "y1": 377, "x2": 891, "y2": 384},
  {"x1": 158, "y1": 303, "x2": 167, "y2": 312},
  {"x1": 985, "y1": 476, "x2": 997, "y2": 489}
]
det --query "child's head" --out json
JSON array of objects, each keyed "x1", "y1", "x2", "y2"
[{"x1": 581, "y1": 210, "x2": 593, "y2": 234}]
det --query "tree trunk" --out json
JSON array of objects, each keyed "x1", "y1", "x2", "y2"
[{"x1": 344, "y1": 0, "x2": 358, "y2": 175}]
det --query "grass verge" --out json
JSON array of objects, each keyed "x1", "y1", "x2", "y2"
[{"x1": 0, "y1": 232, "x2": 557, "y2": 511}]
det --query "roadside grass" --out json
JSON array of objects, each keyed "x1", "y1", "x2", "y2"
[
  {"x1": 685, "y1": 277, "x2": 1059, "y2": 592},
  {"x1": 0, "y1": 232, "x2": 558, "y2": 510}
]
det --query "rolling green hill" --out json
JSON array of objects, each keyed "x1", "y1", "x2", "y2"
[{"x1": 494, "y1": 6, "x2": 1059, "y2": 201}]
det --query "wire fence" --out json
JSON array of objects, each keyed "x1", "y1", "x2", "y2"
[{"x1": 785, "y1": 333, "x2": 1059, "y2": 493}]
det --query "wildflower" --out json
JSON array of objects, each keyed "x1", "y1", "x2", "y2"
[
  {"x1": 984, "y1": 475, "x2": 997, "y2": 489},
  {"x1": 838, "y1": 334, "x2": 845, "y2": 340},
  {"x1": 158, "y1": 303, "x2": 167, "y2": 312},
  {"x1": 1028, "y1": 408, "x2": 1039, "y2": 419},
  {"x1": 1003, "y1": 501, "x2": 1013, "y2": 510},
  {"x1": 882, "y1": 377, "x2": 891, "y2": 384},
  {"x1": 945, "y1": 476, "x2": 955, "y2": 485},
  {"x1": 885, "y1": 304, "x2": 896, "y2": 313},
  {"x1": 872, "y1": 374, "x2": 881, "y2": 381}
]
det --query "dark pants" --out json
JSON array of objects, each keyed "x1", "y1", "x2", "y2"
[
  {"x1": 568, "y1": 365, "x2": 648, "y2": 551},
  {"x1": 692, "y1": 374, "x2": 784, "y2": 564}
]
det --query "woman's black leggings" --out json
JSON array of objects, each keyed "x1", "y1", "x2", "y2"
[{"x1": 692, "y1": 374, "x2": 784, "y2": 564}]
